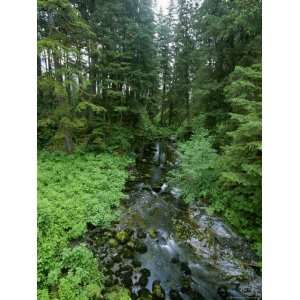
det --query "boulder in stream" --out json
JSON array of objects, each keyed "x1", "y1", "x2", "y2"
[
  {"x1": 180, "y1": 262, "x2": 191, "y2": 275},
  {"x1": 123, "y1": 247, "x2": 134, "y2": 259},
  {"x1": 136, "y1": 240, "x2": 148, "y2": 253},
  {"x1": 138, "y1": 274, "x2": 149, "y2": 287},
  {"x1": 137, "y1": 287, "x2": 153, "y2": 300},
  {"x1": 169, "y1": 289, "x2": 183, "y2": 300},
  {"x1": 170, "y1": 256, "x2": 180, "y2": 264},
  {"x1": 140, "y1": 268, "x2": 151, "y2": 278},
  {"x1": 148, "y1": 228, "x2": 158, "y2": 239},
  {"x1": 217, "y1": 285, "x2": 228, "y2": 299},
  {"x1": 108, "y1": 238, "x2": 118, "y2": 248},
  {"x1": 137, "y1": 228, "x2": 147, "y2": 239},
  {"x1": 152, "y1": 280, "x2": 165, "y2": 300},
  {"x1": 180, "y1": 276, "x2": 192, "y2": 294},
  {"x1": 132, "y1": 258, "x2": 142, "y2": 268},
  {"x1": 115, "y1": 230, "x2": 130, "y2": 244}
]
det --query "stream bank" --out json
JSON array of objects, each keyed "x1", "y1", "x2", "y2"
[{"x1": 86, "y1": 140, "x2": 262, "y2": 300}]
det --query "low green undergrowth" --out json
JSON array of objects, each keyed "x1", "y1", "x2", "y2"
[{"x1": 38, "y1": 152, "x2": 131, "y2": 299}]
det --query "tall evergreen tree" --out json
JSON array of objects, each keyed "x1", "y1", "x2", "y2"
[{"x1": 172, "y1": 0, "x2": 196, "y2": 126}]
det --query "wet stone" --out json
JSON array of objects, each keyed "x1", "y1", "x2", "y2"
[
  {"x1": 189, "y1": 290, "x2": 205, "y2": 300},
  {"x1": 137, "y1": 294, "x2": 153, "y2": 300},
  {"x1": 127, "y1": 240, "x2": 136, "y2": 249},
  {"x1": 121, "y1": 271, "x2": 133, "y2": 289},
  {"x1": 133, "y1": 259, "x2": 142, "y2": 268},
  {"x1": 136, "y1": 241, "x2": 148, "y2": 253},
  {"x1": 123, "y1": 247, "x2": 135, "y2": 259},
  {"x1": 152, "y1": 280, "x2": 165, "y2": 300},
  {"x1": 217, "y1": 285, "x2": 228, "y2": 300},
  {"x1": 180, "y1": 276, "x2": 192, "y2": 294},
  {"x1": 152, "y1": 186, "x2": 161, "y2": 193},
  {"x1": 180, "y1": 262, "x2": 191, "y2": 275},
  {"x1": 103, "y1": 258, "x2": 114, "y2": 268},
  {"x1": 108, "y1": 238, "x2": 118, "y2": 248},
  {"x1": 126, "y1": 228, "x2": 135, "y2": 237},
  {"x1": 115, "y1": 230, "x2": 130, "y2": 244},
  {"x1": 120, "y1": 264, "x2": 133, "y2": 273},
  {"x1": 138, "y1": 288, "x2": 152, "y2": 298},
  {"x1": 140, "y1": 268, "x2": 151, "y2": 277},
  {"x1": 171, "y1": 256, "x2": 180, "y2": 264},
  {"x1": 112, "y1": 253, "x2": 122, "y2": 263},
  {"x1": 137, "y1": 228, "x2": 147, "y2": 239},
  {"x1": 148, "y1": 228, "x2": 158, "y2": 239},
  {"x1": 138, "y1": 274, "x2": 149, "y2": 287},
  {"x1": 169, "y1": 289, "x2": 183, "y2": 300}
]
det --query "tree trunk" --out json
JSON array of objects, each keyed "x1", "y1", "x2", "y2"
[{"x1": 37, "y1": 54, "x2": 42, "y2": 77}]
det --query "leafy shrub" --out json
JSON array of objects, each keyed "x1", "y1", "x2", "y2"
[
  {"x1": 170, "y1": 129, "x2": 218, "y2": 203},
  {"x1": 38, "y1": 152, "x2": 130, "y2": 299}
]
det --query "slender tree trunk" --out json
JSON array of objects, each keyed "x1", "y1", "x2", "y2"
[
  {"x1": 89, "y1": 45, "x2": 97, "y2": 94},
  {"x1": 47, "y1": 49, "x2": 52, "y2": 73},
  {"x1": 37, "y1": 54, "x2": 42, "y2": 77},
  {"x1": 64, "y1": 131, "x2": 74, "y2": 153},
  {"x1": 169, "y1": 98, "x2": 173, "y2": 126}
]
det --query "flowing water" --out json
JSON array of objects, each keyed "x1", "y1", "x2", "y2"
[{"x1": 88, "y1": 140, "x2": 262, "y2": 300}]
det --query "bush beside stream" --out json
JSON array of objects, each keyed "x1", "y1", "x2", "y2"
[{"x1": 37, "y1": 152, "x2": 131, "y2": 299}]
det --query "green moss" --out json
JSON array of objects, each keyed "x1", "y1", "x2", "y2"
[
  {"x1": 115, "y1": 230, "x2": 130, "y2": 244},
  {"x1": 105, "y1": 286, "x2": 132, "y2": 300},
  {"x1": 108, "y1": 238, "x2": 119, "y2": 248},
  {"x1": 148, "y1": 228, "x2": 158, "y2": 239}
]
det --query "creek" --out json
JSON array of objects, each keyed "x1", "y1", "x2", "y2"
[{"x1": 87, "y1": 140, "x2": 261, "y2": 300}]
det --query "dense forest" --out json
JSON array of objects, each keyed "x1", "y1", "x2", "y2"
[{"x1": 38, "y1": 0, "x2": 261, "y2": 299}]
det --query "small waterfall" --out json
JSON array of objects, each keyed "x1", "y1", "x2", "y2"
[{"x1": 153, "y1": 142, "x2": 160, "y2": 162}]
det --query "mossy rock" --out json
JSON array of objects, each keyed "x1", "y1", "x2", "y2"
[
  {"x1": 112, "y1": 254, "x2": 122, "y2": 263},
  {"x1": 140, "y1": 268, "x2": 151, "y2": 278},
  {"x1": 123, "y1": 247, "x2": 134, "y2": 259},
  {"x1": 217, "y1": 285, "x2": 228, "y2": 299},
  {"x1": 120, "y1": 271, "x2": 133, "y2": 289},
  {"x1": 169, "y1": 289, "x2": 183, "y2": 300},
  {"x1": 148, "y1": 228, "x2": 158, "y2": 239},
  {"x1": 137, "y1": 296, "x2": 153, "y2": 300},
  {"x1": 103, "y1": 258, "x2": 114, "y2": 268},
  {"x1": 108, "y1": 238, "x2": 119, "y2": 248},
  {"x1": 180, "y1": 262, "x2": 191, "y2": 275},
  {"x1": 126, "y1": 228, "x2": 134, "y2": 237},
  {"x1": 138, "y1": 288, "x2": 153, "y2": 300},
  {"x1": 138, "y1": 274, "x2": 149, "y2": 287},
  {"x1": 136, "y1": 241, "x2": 148, "y2": 253},
  {"x1": 132, "y1": 259, "x2": 142, "y2": 268},
  {"x1": 116, "y1": 230, "x2": 130, "y2": 244},
  {"x1": 171, "y1": 256, "x2": 180, "y2": 264},
  {"x1": 180, "y1": 276, "x2": 192, "y2": 294},
  {"x1": 189, "y1": 290, "x2": 205, "y2": 300},
  {"x1": 137, "y1": 228, "x2": 147, "y2": 239},
  {"x1": 126, "y1": 240, "x2": 136, "y2": 249},
  {"x1": 152, "y1": 280, "x2": 165, "y2": 300},
  {"x1": 119, "y1": 264, "x2": 133, "y2": 273}
]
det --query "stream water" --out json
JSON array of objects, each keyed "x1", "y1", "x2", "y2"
[{"x1": 87, "y1": 140, "x2": 262, "y2": 300}]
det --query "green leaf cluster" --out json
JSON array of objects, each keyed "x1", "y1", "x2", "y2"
[{"x1": 38, "y1": 152, "x2": 130, "y2": 299}]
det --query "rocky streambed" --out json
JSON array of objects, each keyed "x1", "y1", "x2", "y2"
[{"x1": 86, "y1": 141, "x2": 262, "y2": 300}]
